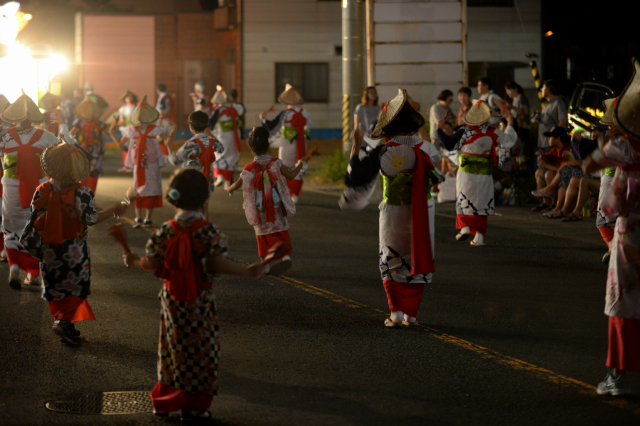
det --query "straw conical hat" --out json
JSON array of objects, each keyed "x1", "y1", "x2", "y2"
[
  {"x1": 38, "y1": 92, "x2": 60, "y2": 111},
  {"x1": 1, "y1": 89, "x2": 46, "y2": 124},
  {"x1": 75, "y1": 98, "x2": 102, "y2": 121},
  {"x1": 130, "y1": 95, "x2": 159, "y2": 126},
  {"x1": 211, "y1": 85, "x2": 228, "y2": 104},
  {"x1": 278, "y1": 84, "x2": 304, "y2": 105},
  {"x1": 464, "y1": 99, "x2": 502, "y2": 126},
  {"x1": 0, "y1": 94, "x2": 9, "y2": 113},
  {"x1": 371, "y1": 88, "x2": 424, "y2": 139},
  {"x1": 613, "y1": 58, "x2": 640, "y2": 139},
  {"x1": 119, "y1": 89, "x2": 139, "y2": 103},
  {"x1": 599, "y1": 98, "x2": 616, "y2": 125},
  {"x1": 41, "y1": 138, "x2": 90, "y2": 184}
]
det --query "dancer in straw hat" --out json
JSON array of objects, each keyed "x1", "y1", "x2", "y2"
[
  {"x1": 208, "y1": 85, "x2": 244, "y2": 189},
  {"x1": 110, "y1": 96, "x2": 176, "y2": 228},
  {"x1": 0, "y1": 94, "x2": 10, "y2": 262},
  {"x1": 260, "y1": 84, "x2": 311, "y2": 203},
  {"x1": 69, "y1": 98, "x2": 108, "y2": 194},
  {"x1": 582, "y1": 58, "x2": 640, "y2": 397},
  {"x1": 436, "y1": 99, "x2": 517, "y2": 246},
  {"x1": 38, "y1": 92, "x2": 61, "y2": 136},
  {"x1": 340, "y1": 89, "x2": 438, "y2": 327},
  {"x1": 20, "y1": 139, "x2": 129, "y2": 345},
  {"x1": 0, "y1": 90, "x2": 60, "y2": 288}
]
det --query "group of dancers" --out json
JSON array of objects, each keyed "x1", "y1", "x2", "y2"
[
  {"x1": 340, "y1": 60, "x2": 640, "y2": 399},
  {"x1": 1, "y1": 56, "x2": 639, "y2": 419},
  {"x1": 0, "y1": 82, "x2": 314, "y2": 420}
]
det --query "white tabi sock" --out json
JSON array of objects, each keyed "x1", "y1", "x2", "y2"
[
  {"x1": 403, "y1": 314, "x2": 416, "y2": 323},
  {"x1": 472, "y1": 233, "x2": 485, "y2": 245},
  {"x1": 390, "y1": 311, "x2": 403, "y2": 323},
  {"x1": 460, "y1": 226, "x2": 470, "y2": 235}
]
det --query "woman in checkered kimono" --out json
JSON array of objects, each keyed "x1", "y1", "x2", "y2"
[{"x1": 123, "y1": 169, "x2": 264, "y2": 421}]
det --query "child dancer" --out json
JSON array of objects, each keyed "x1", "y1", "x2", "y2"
[
  {"x1": 208, "y1": 86, "x2": 243, "y2": 189},
  {"x1": 260, "y1": 84, "x2": 311, "y2": 203},
  {"x1": 70, "y1": 98, "x2": 107, "y2": 194},
  {"x1": 116, "y1": 90, "x2": 138, "y2": 173},
  {"x1": 21, "y1": 140, "x2": 128, "y2": 344},
  {"x1": 110, "y1": 96, "x2": 176, "y2": 228},
  {"x1": 341, "y1": 89, "x2": 437, "y2": 327},
  {"x1": 123, "y1": 169, "x2": 263, "y2": 420},
  {"x1": 1, "y1": 91, "x2": 60, "y2": 287},
  {"x1": 167, "y1": 111, "x2": 223, "y2": 215},
  {"x1": 227, "y1": 127, "x2": 301, "y2": 275}
]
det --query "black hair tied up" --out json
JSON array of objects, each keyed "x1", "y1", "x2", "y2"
[
  {"x1": 166, "y1": 169, "x2": 209, "y2": 209},
  {"x1": 248, "y1": 126, "x2": 270, "y2": 155},
  {"x1": 189, "y1": 111, "x2": 209, "y2": 132}
]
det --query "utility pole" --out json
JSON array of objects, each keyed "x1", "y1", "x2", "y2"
[{"x1": 342, "y1": 0, "x2": 364, "y2": 154}]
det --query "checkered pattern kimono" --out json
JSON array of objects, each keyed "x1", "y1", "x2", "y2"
[{"x1": 145, "y1": 211, "x2": 228, "y2": 395}]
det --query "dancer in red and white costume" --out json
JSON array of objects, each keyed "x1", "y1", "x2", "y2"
[
  {"x1": 208, "y1": 86, "x2": 243, "y2": 190},
  {"x1": 437, "y1": 100, "x2": 517, "y2": 246},
  {"x1": 260, "y1": 84, "x2": 311, "y2": 203},
  {"x1": 0, "y1": 91, "x2": 59, "y2": 287}
]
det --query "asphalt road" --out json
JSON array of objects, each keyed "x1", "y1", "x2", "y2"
[{"x1": 1, "y1": 152, "x2": 639, "y2": 426}]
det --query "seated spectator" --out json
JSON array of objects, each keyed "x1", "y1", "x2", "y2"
[
  {"x1": 429, "y1": 89, "x2": 455, "y2": 144},
  {"x1": 558, "y1": 175, "x2": 600, "y2": 221},
  {"x1": 530, "y1": 126, "x2": 572, "y2": 212},
  {"x1": 533, "y1": 127, "x2": 600, "y2": 218},
  {"x1": 455, "y1": 87, "x2": 473, "y2": 128}
]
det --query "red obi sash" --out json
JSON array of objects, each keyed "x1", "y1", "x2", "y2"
[
  {"x1": 155, "y1": 219, "x2": 211, "y2": 302},
  {"x1": 3, "y1": 127, "x2": 45, "y2": 208},
  {"x1": 287, "y1": 107, "x2": 307, "y2": 161},
  {"x1": 464, "y1": 126, "x2": 499, "y2": 166},
  {"x1": 244, "y1": 158, "x2": 279, "y2": 223},
  {"x1": 133, "y1": 125, "x2": 156, "y2": 187},
  {"x1": 32, "y1": 182, "x2": 84, "y2": 245},
  {"x1": 81, "y1": 120, "x2": 101, "y2": 149},
  {"x1": 219, "y1": 105, "x2": 242, "y2": 152},
  {"x1": 190, "y1": 138, "x2": 217, "y2": 184},
  {"x1": 387, "y1": 141, "x2": 435, "y2": 275}
]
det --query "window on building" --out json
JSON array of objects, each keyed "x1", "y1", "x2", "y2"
[
  {"x1": 275, "y1": 63, "x2": 329, "y2": 103},
  {"x1": 467, "y1": 0, "x2": 514, "y2": 6}
]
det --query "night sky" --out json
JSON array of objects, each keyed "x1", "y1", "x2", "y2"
[{"x1": 541, "y1": 0, "x2": 639, "y2": 97}]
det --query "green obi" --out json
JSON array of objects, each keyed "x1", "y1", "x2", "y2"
[
  {"x1": 3, "y1": 154, "x2": 45, "y2": 179},
  {"x1": 604, "y1": 167, "x2": 616, "y2": 177},
  {"x1": 218, "y1": 118, "x2": 242, "y2": 133},
  {"x1": 459, "y1": 155, "x2": 492, "y2": 175},
  {"x1": 282, "y1": 126, "x2": 311, "y2": 142}
]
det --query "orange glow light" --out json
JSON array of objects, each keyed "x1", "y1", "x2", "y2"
[
  {"x1": 544, "y1": 31, "x2": 553, "y2": 37},
  {"x1": 16, "y1": 11, "x2": 31, "y2": 32}
]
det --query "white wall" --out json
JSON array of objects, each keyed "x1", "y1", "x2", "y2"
[
  {"x1": 243, "y1": 0, "x2": 342, "y2": 129},
  {"x1": 467, "y1": 0, "x2": 541, "y2": 90}
]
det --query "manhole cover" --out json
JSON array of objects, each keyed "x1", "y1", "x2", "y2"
[{"x1": 45, "y1": 391, "x2": 153, "y2": 415}]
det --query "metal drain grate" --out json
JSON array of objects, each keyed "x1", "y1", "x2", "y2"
[{"x1": 45, "y1": 391, "x2": 153, "y2": 415}]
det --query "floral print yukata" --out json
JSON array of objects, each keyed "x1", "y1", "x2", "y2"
[{"x1": 20, "y1": 184, "x2": 98, "y2": 301}]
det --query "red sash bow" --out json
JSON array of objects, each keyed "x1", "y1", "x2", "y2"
[
  {"x1": 190, "y1": 138, "x2": 217, "y2": 184},
  {"x1": 32, "y1": 182, "x2": 84, "y2": 245},
  {"x1": 161, "y1": 219, "x2": 209, "y2": 302},
  {"x1": 244, "y1": 159, "x2": 279, "y2": 223},
  {"x1": 219, "y1": 106, "x2": 242, "y2": 152},
  {"x1": 3, "y1": 127, "x2": 45, "y2": 208},
  {"x1": 133, "y1": 125, "x2": 156, "y2": 187},
  {"x1": 465, "y1": 126, "x2": 499, "y2": 166},
  {"x1": 81, "y1": 120, "x2": 101, "y2": 148},
  {"x1": 287, "y1": 107, "x2": 307, "y2": 161}
]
